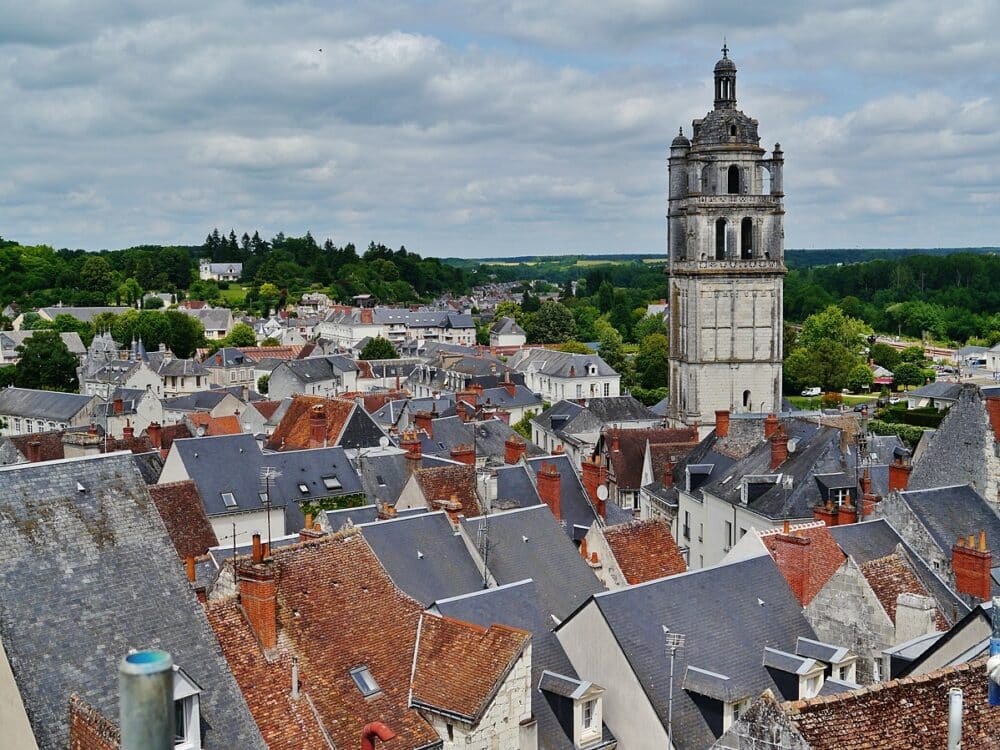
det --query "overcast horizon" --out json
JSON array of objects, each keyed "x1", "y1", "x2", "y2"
[{"x1": 2, "y1": 1, "x2": 998, "y2": 257}]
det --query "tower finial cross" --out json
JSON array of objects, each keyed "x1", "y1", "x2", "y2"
[{"x1": 722, "y1": 39, "x2": 728, "y2": 58}]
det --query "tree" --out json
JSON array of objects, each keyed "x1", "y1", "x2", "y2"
[
  {"x1": 521, "y1": 292, "x2": 540, "y2": 313},
  {"x1": 898, "y1": 345, "x2": 926, "y2": 364},
  {"x1": 14, "y1": 330, "x2": 79, "y2": 391},
  {"x1": 784, "y1": 340, "x2": 858, "y2": 393},
  {"x1": 261, "y1": 337, "x2": 280, "y2": 347},
  {"x1": 222, "y1": 323, "x2": 257, "y2": 348},
  {"x1": 556, "y1": 340, "x2": 593, "y2": 354},
  {"x1": 529, "y1": 301, "x2": 576, "y2": 344},
  {"x1": 80, "y1": 256, "x2": 117, "y2": 298},
  {"x1": 571, "y1": 305, "x2": 601, "y2": 342},
  {"x1": 869, "y1": 342, "x2": 900, "y2": 371},
  {"x1": 257, "y1": 374, "x2": 269, "y2": 394},
  {"x1": 633, "y1": 314, "x2": 667, "y2": 343},
  {"x1": 512, "y1": 409, "x2": 536, "y2": 440},
  {"x1": 359, "y1": 336, "x2": 398, "y2": 360},
  {"x1": 117, "y1": 278, "x2": 143, "y2": 306},
  {"x1": 893, "y1": 362, "x2": 924, "y2": 389},
  {"x1": 597, "y1": 327, "x2": 630, "y2": 380},
  {"x1": 846, "y1": 363, "x2": 874, "y2": 393},
  {"x1": 634, "y1": 333, "x2": 670, "y2": 389},
  {"x1": 494, "y1": 301, "x2": 524, "y2": 327},
  {"x1": 797, "y1": 305, "x2": 871, "y2": 355},
  {"x1": 164, "y1": 310, "x2": 205, "y2": 359}
]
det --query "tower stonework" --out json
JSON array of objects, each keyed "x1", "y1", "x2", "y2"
[{"x1": 667, "y1": 46, "x2": 785, "y2": 431}]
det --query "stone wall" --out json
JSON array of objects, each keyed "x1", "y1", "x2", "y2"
[
  {"x1": 875, "y1": 494, "x2": 952, "y2": 586},
  {"x1": 804, "y1": 557, "x2": 893, "y2": 684}
]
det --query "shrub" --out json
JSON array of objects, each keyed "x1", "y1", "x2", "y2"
[{"x1": 821, "y1": 391, "x2": 843, "y2": 408}]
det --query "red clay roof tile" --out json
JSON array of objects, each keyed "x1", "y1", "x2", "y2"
[
  {"x1": 148, "y1": 480, "x2": 219, "y2": 559},
  {"x1": 604, "y1": 519, "x2": 687, "y2": 584}
]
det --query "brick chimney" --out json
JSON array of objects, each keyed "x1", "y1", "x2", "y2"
[
  {"x1": 414, "y1": 410, "x2": 433, "y2": 438},
  {"x1": 888, "y1": 453, "x2": 912, "y2": 492},
  {"x1": 581, "y1": 456, "x2": 608, "y2": 519},
  {"x1": 309, "y1": 403, "x2": 326, "y2": 447},
  {"x1": 813, "y1": 500, "x2": 838, "y2": 527},
  {"x1": 768, "y1": 525, "x2": 811, "y2": 605},
  {"x1": 360, "y1": 308, "x2": 373, "y2": 325},
  {"x1": 609, "y1": 431, "x2": 620, "y2": 453},
  {"x1": 122, "y1": 422, "x2": 134, "y2": 439},
  {"x1": 536, "y1": 462, "x2": 562, "y2": 520},
  {"x1": 215, "y1": 353, "x2": 223, "y2": 365},
  {"x1": 26, "y1": 441, "x2": 41, "y2": 463},
  {"x1": 147, "y1": 421, "x2": 162, "y2": 450},
  {"x1": 770, "y1": 429, "x2": 789, "y2": 470},
  {"x1": 402, "y1": 430, "x2": 422, "y2": 462},
  {"x1": 239, "y1": 533, "x2": 277, "y2": 650},
  {"x1": 113, "y1": 397, "x2": 123, "y2": 415},
  {"x1": 662, "y1": 455, "x2": 674, "y2": 487},
  {"x1": 715, "y1": 410, "x2": 730, "y2": 438},
  {"x1": 450, "y1": 443, "x2": 476, "y2": 465},
  {"x1": 457, "y1": 388, "x2": 478, "y2": 407},
  {"x1": 952, "y1": 531, "x2": 992, "y2": 600},
  {"x1": 764, "y1": 413, "x2": 779, "y2": 439},
  {"x1": 503, "y1": 371, "x2": 517, "y2": 398},
  {"x1": 504, "y1": 434, "x2": 526, "y2": 465}
]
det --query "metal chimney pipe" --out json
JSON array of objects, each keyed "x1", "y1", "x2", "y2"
[
  {"x1": 947, "y1": 687, "x2": 962, "y2": 750},
  {"x1": 119, "y1": 650, "x2": 174, "y2": 750}
]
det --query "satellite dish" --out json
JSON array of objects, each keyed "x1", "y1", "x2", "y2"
[
  {"x1": 597, "y1": 485, "x2": 609, "y2": 501},
  {"x1": 378, "y1": 435, "x2": 390, "y2": 449}
]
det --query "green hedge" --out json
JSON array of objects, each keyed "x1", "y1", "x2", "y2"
[{"x1": 868, "y1": 419, "x2": 926, "y2": 449}]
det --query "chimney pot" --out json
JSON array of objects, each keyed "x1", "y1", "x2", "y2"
[
  {"x1": 113, "y1": 397, "x2": 123, "y2": 415},
  {"x1": 186, "y1": 555, "x2": 196, "y2": 582},
  {"x1": 764, "y1": 413, "x2": 779, "y2": 439},
  {"x1": 770, "y1": 429, "x2": 789, "y2": 471},
  {"x1": 715, "y1": 409, "x2": 730, "y2": 438},
  {"x1": 952, "y1": 532, "x2": 992, "y2": 600},
  {"x1": 252, "y1": 533, "x2": 263, "y2": 565},
  {"x1": 537, "y1": 461, "x2": 562, "y2": 520}
]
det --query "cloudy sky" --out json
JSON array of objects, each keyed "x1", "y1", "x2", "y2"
[{"x1": 1, "y1": 1, "x2": 997, "y2": 257}]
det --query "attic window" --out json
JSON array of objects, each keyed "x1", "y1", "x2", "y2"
[
  {"x1": 298, "y1": 483, "x2": 310, "y2": 494},
  {"x1": 438, "y1": 442, "x2": 447, "y2": 450},
  {"x1": 350, "y1": 666, "x2": 381, "y2": 697},
  {"x1": 376, "y1": 475, "x2": 386, "y2": 486},
  {"x1": 322, "y1": 476, "x2": 342, "y2": 490},
  {"x1": 221, "y1": 492, "x2": 237, "y2": 508},
  {"x1": 258, "y1": 492, "x2": 268, "y2": 504}
]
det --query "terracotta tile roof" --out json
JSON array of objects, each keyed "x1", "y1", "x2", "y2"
[
  {"x1": 102, "y1": 434, "x2": 156, "y2": 454},
  {"x1": 761, "y1": 521, "x2": 847, "y2": 606},
  {"x1": 187, "y1": 412, "x2": 243, "y2": 436},
  {"x1": 356, "y1": 361, "x2": 374, "y2": 379},
  {"x1": 159, "y1": 423, "x2": 192, "y2": 451},
  {"x1": 250, "y1": 400, "x2": 282, "y2": 421},
  {"x1": 148, "y1": 480, "x2": 219, "y2": 559},
  {"x1": 415, "y1": 464, "x2": 481, "y2": 518},
  {"x1": 860, "y1": 552, "x2": 949, "y2": 630},
  {"x1": 8, "y1": 431, "x2": 68, "y2": 462},
  {"x1": 410, "y1": 614, "x2": 529, "y2": 722},
  {"x1": 206, "y1": 534, "x2": 441, "y2": 750},
  {"x1": 69, "y1": 694, "x2": 119, "y2": 750},
  {"x1": 266, "y1": 395, "x2": 355, "y2": 450},
  {"x1": 603, "y1": 427, "x2": 699, "y2": 490},
  {"x1": 603, "y1": 519, "x2": 687, "y2": 584},
  {"x1": 785, "y1": 657, "x2": 992, "y2": 749}
]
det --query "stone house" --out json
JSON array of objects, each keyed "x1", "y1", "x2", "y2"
[
  {"x1": 507, "y1": 348, "x2": 620, "y2": 404},
  {"x1": 581, "y1": 518, "x2": 687, "y2": 589},
  {"x1": 92, "y1": 386, "x2": 164, "y2": 438},
  {"x1": 202, "y1": 347, "x2": 258, "y2": 391},
  {"x1": 199, "y1": 259, "x2": 242, "y2": 281},
  {"x1": 489, "y1": 316, "x2": 526, "y2": 348},
  {"x1": 267, "y1": 355, "x2": 359, "y2": 400},
  {"x1": 0, "y1": 387, "x2": 98, "y2": 436}
]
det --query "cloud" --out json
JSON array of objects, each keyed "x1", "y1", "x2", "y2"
[{"x1": 0, "y1": 0, "x2": 996, "y2": 255}]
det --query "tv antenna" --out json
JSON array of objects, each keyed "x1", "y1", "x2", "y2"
[{"x1": 260, "y1": 466, "x2": 281, "y2": 549}]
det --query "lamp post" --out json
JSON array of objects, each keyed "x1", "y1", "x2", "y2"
[{"x1": 663, "y1": 627, "x2": 686, "y2": 749}]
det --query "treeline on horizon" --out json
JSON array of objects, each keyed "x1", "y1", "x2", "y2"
[{"x1": 0, "y1": 231, "x2": 473, "y2": 312}]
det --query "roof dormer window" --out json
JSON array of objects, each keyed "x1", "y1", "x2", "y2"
[
  {"x1": 350, "y1": 665, "x2": 381, "y2": 697},
  {"x1": 173, "y1": 665, "x2": 203, "y2": 750}
]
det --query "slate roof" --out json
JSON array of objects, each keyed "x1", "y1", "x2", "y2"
[
  {"x1": 203, "y1": 347, "x2": 258, "y2": 367},
  {"x1": 489, "y1": 316, "x2": 525, "y2": 336},
  {"x1": 908, "y1": 385, "x2": 990, "y2": 493},
  {"x1": 409, "y1": 613, "x2": 529, "y2": 723},
  {"x1": 148, "y1": 353, "x2": 210, "y2": 377},
  {"x1": 828, "y1": 519, "x2": 969, "y2": 624},
  {"x1": 360, "y1": 511, "x2": 484, "y2": 605},
  {"x1": 907, "y1": 381, "x2": 964, "y2": 400},
  {"x1": 183, "y1": 307, "x2": 233, "y2": 332},
  {"x1": 461, "y1": 505, "x2": 604, "y2": 622},
  {"x1": 508, "y1": 348, "x2": 617, "y2": 378},
  {"x1": 575, "y1": 554, "x2": 818, "y2": 750},
  {"x1": 38, "y1": 305, "x2": 131, "y2": 323},
  {"x1": 206, "y1": 534, "x2": 441, "y2": 750},
  {"x1": 148, "y1": 480, "x2": 220, "y2": 559},
  {"x1": 356, "y1": 451, "x2": 454, "y2": 508},
  {"x1": 783, "y1": 658, "x2": 993, "y2": 750},
  {"x1": 0, "y1": 330, "x2": 86, "y2": 356},
  {"x1": 419, "y1": 415, "x2": 544, "y2": 463},
  {"x1": 431, "y1": 580, "x2": 580, "y2": 750},
  {"x1": 277, "y1": 354, "x2": 360, "y2": 384},
  {"x1": 603, "y1": 519, "x2": 688, "y2": 584},
  {"x1": 0, "y1": 453, "x2": 265, "y2": 749},
  {"x1": 161, "y1": 390, "x2": 235, "y2": 413},
  {"x1": 168, "y1": 434, "x2": 362, "y2": 523},
  {"x1": 0, "y1": 386, "x2": 94, "y2": 420},
  {"x1": 526, "y1": 453, "x2": 607, "y2": 539}
]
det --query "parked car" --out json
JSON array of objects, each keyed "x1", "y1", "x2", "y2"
[{"x1": 801, "y1": 387, "x2": 821, "y2": 397}]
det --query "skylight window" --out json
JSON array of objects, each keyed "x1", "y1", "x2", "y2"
[
  {"x1": 298, "y1": 483, "x2": 310, "y2": 494},
  {"x1": 349, "y1": 666, "x2": 381, "y2": 697},
  {"x1": 376, "y1": 475, "x2": 386, "y2": 487},
  {"x1": 258, "y1": 492, "x2": 268, "y2": 505},
  {"x1": 322, "y1": 476, "x2": 342, "y2": 490},
  {"x1": 221, "y1": 492, "x2": 237, "y2": 508}
]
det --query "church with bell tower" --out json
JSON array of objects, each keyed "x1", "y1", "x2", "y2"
[{"x1": 666, "y1": 45, "x2": 786, "y2": 433}]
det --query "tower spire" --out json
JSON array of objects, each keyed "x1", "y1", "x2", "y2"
[{"x1": 722, "y1": 39, "x2": 728, "y2": 58}]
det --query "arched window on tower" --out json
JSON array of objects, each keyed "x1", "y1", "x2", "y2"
[
  {"x1": 741, "y1": 218, "x2": 753, "y2": 260},
  {"x1": 728, "y1": 165, "x2": 740, "y2": 194},
  {"x1": 715, "y1": 218, "x2": 727, "y2": 260},
  {"x1": 743, "y1": 389, "x2": 751, "y2": 409}
]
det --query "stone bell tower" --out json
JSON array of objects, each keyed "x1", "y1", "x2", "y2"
[{"x1": 667, "y1": 45, "x2": 786, "y2": 432}]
